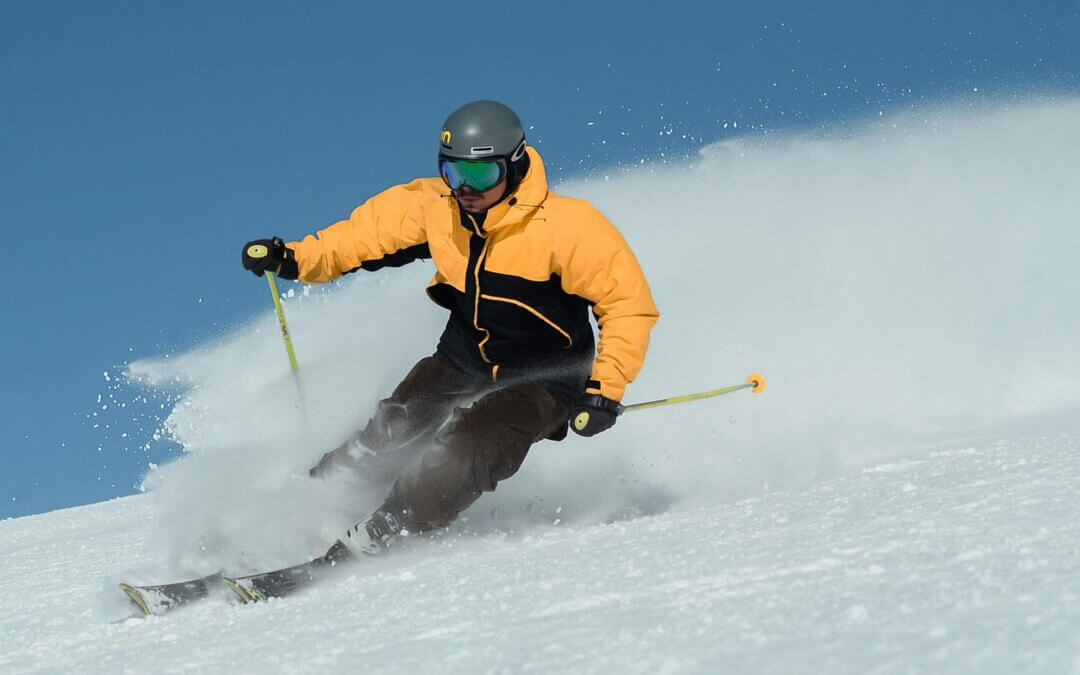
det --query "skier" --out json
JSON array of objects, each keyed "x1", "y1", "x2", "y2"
[{"x1": 242, "y1": 100, "x2": 658, "y2": 558}]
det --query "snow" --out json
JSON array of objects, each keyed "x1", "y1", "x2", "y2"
[
  {"x1": 4, "y1": 100, "x2": 1080, "y2": 671},
  {"x1": 1, "y1": 427, "x2": 1077, "y2": 672}
]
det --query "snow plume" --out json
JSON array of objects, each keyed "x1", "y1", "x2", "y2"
[
  {"x1": 126, "y1": 277, "x2": 450, "y2": 575},
  {"x1": 126, "y1": 99, "x2": 1080, "y2": 574}
]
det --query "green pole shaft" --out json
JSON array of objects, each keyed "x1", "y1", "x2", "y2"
[
  {"x1": 265, "y1": 271, "x2": 299, "y2": 373},
  {"x1": 572, "y1": 374, "x2": 764, "y2": 433},
  {"x1": 623, "y1": 382, "x2": 753, "y2": 412}
]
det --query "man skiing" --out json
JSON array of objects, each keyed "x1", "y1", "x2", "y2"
[{"x1": 242, "y1": 100, "x2": 658, "y2": 558}]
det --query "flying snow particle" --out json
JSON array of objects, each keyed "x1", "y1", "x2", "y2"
[{"x1": 848, "y1": 604, "x2": 869, "y2": 622}]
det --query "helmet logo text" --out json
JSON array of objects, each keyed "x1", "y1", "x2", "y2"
[{"x1": 441, "y1": 129, "x2": 452, "y2": 145}]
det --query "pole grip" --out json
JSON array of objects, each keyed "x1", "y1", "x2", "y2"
[{"x1": 573, "y1": 410, "x2": 591, "y2": 431}]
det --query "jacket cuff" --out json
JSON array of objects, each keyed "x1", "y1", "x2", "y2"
[
  {"x1": 277, "y1": 247, "x2": 300, "y2": 280},
  {"x1": 585, "y1": 375, "x2": 626, "y2": 402}
]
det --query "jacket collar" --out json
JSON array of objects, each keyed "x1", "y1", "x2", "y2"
[{"x1": 457, "y1": 146, "x2": 549, "y2": 234}]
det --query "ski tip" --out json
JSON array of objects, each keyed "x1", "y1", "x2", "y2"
[
  {"x1": 746, "y1": 373, "x2": 766, "y2": 394},
  {"x1": 118, "y1": 583, "x2": 152, "y2": 617}
]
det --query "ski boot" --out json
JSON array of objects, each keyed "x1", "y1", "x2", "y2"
[{"x1": 327, "y1": 502, "x2": 423, "y2": 560}]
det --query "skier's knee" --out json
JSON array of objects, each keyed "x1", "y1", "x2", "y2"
[
  {"x1": 440, "y1": 417, "x2": 530, "y2": 492},
  {"x1": 308, "y1": 435, "x2": 375, "y2": 478},
  {"x1": 309, "y1": 450, "x2": 336, "y2": 478}
]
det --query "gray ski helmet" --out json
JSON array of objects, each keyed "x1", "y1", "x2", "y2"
[{"x1": 439, "y1": 100, "x2": 529, "y2": 187}]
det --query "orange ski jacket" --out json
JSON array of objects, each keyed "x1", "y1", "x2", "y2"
[{"x1": 286, "y1": 147, "x2": 658, "y2": 402}]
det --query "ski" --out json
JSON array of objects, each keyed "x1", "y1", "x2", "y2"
[
  {"x1": 223, "y1": 541, "x2": 349, "y2": 603},
  {"x1": 118, "y1": 572, "x2": 223, "y2": 617},
  {"x1": 119, "y1": 541, "x2": 352, "y2": 615}
]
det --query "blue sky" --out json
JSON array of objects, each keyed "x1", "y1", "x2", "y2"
[{"x1": 1, "y1": 0, "x2": 1077, "y2": 519}]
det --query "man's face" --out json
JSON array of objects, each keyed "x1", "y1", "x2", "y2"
[{"x1": 456, "y1": 179, "x2": 507, "y2": 214}]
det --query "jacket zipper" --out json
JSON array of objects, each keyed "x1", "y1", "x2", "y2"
[{"x1": 465, "y1": 212, "x2": 499, "y2": 380}]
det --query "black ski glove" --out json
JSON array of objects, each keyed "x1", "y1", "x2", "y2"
[
  {"x1": 570, "y1": 393, "x2": 624, "y2": 437},
  {"x1": 242, "y1": 237, "x2": 299, "y2": 279}
]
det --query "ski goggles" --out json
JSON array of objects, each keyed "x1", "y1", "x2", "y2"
[{"x1": 438, "y1": 157, "x2": 507, "y2": 192}]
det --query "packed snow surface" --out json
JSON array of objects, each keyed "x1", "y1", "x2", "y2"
[
  {"x1": 1, "y1": 426, "x2": 1077, "y2": 672},
  {"x1": 4, "y1": 100, "x2": 1080, "y2": 672}
]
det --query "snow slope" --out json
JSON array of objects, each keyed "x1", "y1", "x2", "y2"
[
  {"x1": 6, "y1": 100, "x2": 1080, "y2": 672},
  {"x1": 1, "y1": 423, "x2": 1077, "y2": 673},
  {"x1": 110, "y1": 99, "x2": 1080, "y2": 581}
]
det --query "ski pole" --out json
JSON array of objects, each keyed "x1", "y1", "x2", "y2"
[
  {"x1": 264, "y1": 270, "x2": 299, "y2": 373},
  {"x1": 573, "y1": 373, "x2": 766, "y2": 433},
  {"x1": 623, "y1": 373, "x2": 765, "y2": 412},
  {"x1": 246, "y1": 244, "x2": 310, "y2": 436},
  {"x1": 245, "y1": 242, "x2": 300, "y2": 373}
]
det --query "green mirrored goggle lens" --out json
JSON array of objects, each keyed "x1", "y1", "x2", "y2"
[{"x1": 439, "y1": 159, "x2": 506, "y2": 192}]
